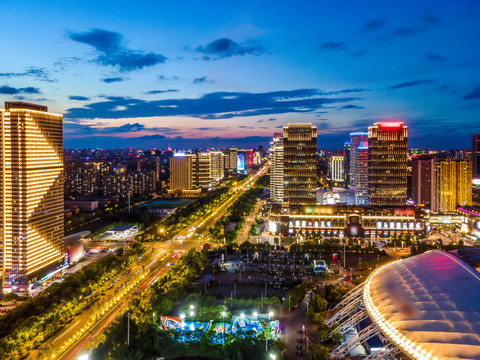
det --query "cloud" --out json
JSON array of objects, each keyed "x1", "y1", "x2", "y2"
[
  {"x1": 0, "y1": 67, "x2": 55, "y2": 82},
  {"x1": 69, "y1": 95, "x2": 90, "y2": 101},
  {"x1": 463, "y1": 87, "x2": 480, "y2": 100},
  {"x1": 65, "y1": 88, "x2": 360, "y2": 121},
  {"x1": 102, "y1": 77, "x2": 125, "y2": 83},
  {"x1": 0, "y1": 85, "x2": 40, "y2": 95},
  {"x1": 379, "y1": 14, "x2": 439, "y2": 39},
  {"x1": 145, "y1": 89, "x2": 179, "y2": 94},
  {"x1": 421, "y1": 53, "x2": 446, "y2": 62},
  {"x1": 193, "y1": 76, "x2": 214, "y2": 84},
  {"x1": 158, "y1": 75, "x2": 181, "y2": 81},
  {"x1": 320, "y1": 41, "x2": 346, "y2": 51},
  {"x1": 364, "y1": 18, "x2": 388, "y2": 31},
  {"x1": 341, "y1": 104, "x2": 365, "y2": 109},
  {"x1": 388, "y1": 79, "x2": 436, "y2": 90},
  {"x1": 64, "y1": 134, "x2": 272, "y2": 150},
  {"x1": 68, "y1": 29, "x2": 167, "y2": 71},
  {"x1": 352, "y1": 50, "x2": 368, "y2": 57},
  {"x1": 195, "y1": 38, "x2": 266, "y2": 59}
]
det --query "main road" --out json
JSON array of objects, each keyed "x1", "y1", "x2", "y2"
[{"x1": 37, "y1": 164, "x2": 269, "y2": 360}]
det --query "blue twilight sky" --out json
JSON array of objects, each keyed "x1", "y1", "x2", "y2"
[{"x1": 1, "y1": 0, "x2": 479, "y2": 149}]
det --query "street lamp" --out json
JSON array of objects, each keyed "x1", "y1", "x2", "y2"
[
  {"x1": 189, "y1": 310, "x2": 194, "y2": 321},
  {"x1": 270, "y1": 354, "x2": 276, "y2": 360},
  {"x1": 253, "y1": 311, "x2": 258, "y2": 318},
  {"x1": 268, "y1": 311, "x2": 273, "y2": 320},
  {"x1": 180, "y1": 313, "x2": 186, "y2": 320}
]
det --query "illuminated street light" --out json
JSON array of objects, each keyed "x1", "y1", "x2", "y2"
[
  {"x1": 269, "y1": 311, "x2": 273, "y2": 320},
  {"x1": 270, "y1": 354, "x2": 276, "y2": 360},
  {"x1": 240, "y1": 313, "x2": 245, "y2": 319},
  {"x1": 180, "y1": 313, "x2": 186, "y2": 320},
  {"x1": 190, "y1": 304, "x2": 194, "y2": 310},
  {"x1": 77, "y1": 354, "x2": 90, "y2": 360},
  {"x1": 253, "y1": 311, "x2": 258, "y2": 318}
]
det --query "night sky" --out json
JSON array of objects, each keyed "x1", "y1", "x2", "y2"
[{"x1": 1, "y1": 0, "x2": 479, "y2": 149}]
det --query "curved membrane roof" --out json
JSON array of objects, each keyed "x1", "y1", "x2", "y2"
[{"x1": 364, "y1": 250, "x2": 480, "y2": 360}]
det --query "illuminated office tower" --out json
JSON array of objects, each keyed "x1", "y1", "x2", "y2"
[
  {"x1": 473, "y1": 134, "x2": 480, "y2": 179},
  {"x1": 209, "y1": 151, "x2": 225, "y2": 181},
  {"x1": 169, "y1": 153, "x2": 193, "y2": 191},
  {"x1": 349, "y1": 132, "x2": 368, "y2": 190},
  {"x1": 329, "y1": 156, "x2": 345, "y2": 183},
  {"x1": 283, "y1": 123, "x2": 317, "y2": 206},
  {"x1": 192, "y1": 152, "x2": 211, "y2": 188},
  {"x1": 368, "y1": 122, "x2": 408, "y2": 206},
  {"x1": 355, "y1": 141, "x2": 370, "y2": 205},
  {"x1": 411, "y1": 156, "x2": 435, "y2": 207},
  {"x1": 1, "y1": 102, "x2": 64, "y2": 285},
  {"x1": 432, "y1": 159, "x2": 472, "y2": 213},
  {"x1": 270, "y1": 138, "x2": 284, "y2": 204}
]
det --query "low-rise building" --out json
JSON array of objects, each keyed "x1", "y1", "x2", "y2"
[{"x1": 269, "y1": 204, "x2": 428, "y2": 238}]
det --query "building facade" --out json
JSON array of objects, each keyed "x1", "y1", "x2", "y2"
[
  {"x1": 354, "y1": 141, "x2": 370, "y2": 205},
  {"x1": 411, "y1": 156, "x2": 435, "y2": 207},
  {"x1": 269, "y1": 205, "x2": 428, "y2": 238},
  {"x1": 432, "y1": 159, "x2": 472, "y2": 213},
  {"x1": 169, "y1": 154, "x2": 193, "y2": 191},
  {"x1": 1, "y1": 102, "x2": 64, "y2": 285},
  {"x1": 343, "y1": 140, "x2": 351, "y2": 187},
  {"x1": 473, "y1": 134, "x2": 480, "y2": 179},
  {"x1": 350, "y1": 132, "x2": 368, "y2": 191},
  {"x1": 368, "y1": 122, "x2": 408, "y2": 206},
  {"x1": 270, "y1": 137, "x2": 284, "y2": 204},
  {"x1": 329, "y1": 155, "x2": 345, "y2": 183},
  {"x1": 283, "y1": 123, "x2": 317, "y2": 206}
]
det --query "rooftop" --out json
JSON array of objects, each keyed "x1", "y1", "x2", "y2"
[{"x1": 364, "y1": 250, "x2": 480, "y2": 360}]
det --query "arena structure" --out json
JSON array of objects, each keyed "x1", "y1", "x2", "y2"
[{"x1": 326, "y1": 250, "x2": 480, "y2": 360}]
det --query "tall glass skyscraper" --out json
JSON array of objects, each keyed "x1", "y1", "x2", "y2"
[
  {"x1": 368, "y1": 122, "x2": 408, "y2": 206},
  {"x1": 1, "y1": 102, "x2": 64, "y2": 285},
  {"x1": 283, "y1": 123, "x2": 317, "y2": 206},
  {"x1": 473, "y1": 134, "x2": 480, "y2": 179}
]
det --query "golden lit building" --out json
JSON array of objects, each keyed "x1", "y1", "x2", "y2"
[
  {"x1": 368, "y1": 122, "x2": 408, "y2": 206},
  {"x1": 169, "y1": 153, "x2": 193, "y2": 191},
  {"x1": 1, "y1": 102, "x2": 64, "y2": 285},
  {"x1": 433, "y1": 159, "x2": 472, "y2": 213}
]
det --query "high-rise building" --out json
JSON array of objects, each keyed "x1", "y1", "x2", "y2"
[
  {"x1": 283, "y1": 123, "x2": 317, "y2": 206},
  {"x1": 270, "y1": 138, "x2": 284, "y2": 204},
  {"x1": 354, "y1": 141, "x2": 370, "y2": 205},
  {"x1": 350, "y1": 132, "x2": 368, "y2": 190},
  {"x1": 1, "y1": 102, "x2": 64, "y2": 285},
  {"x1": 432, "y1": 159, "x2": 472, "y2": 213},
  {"x1": 368, "y1": 122, "x2": 408, "y2": 206},
  {"x1": 210, "y1": 151, "x2": 225, "y2": 181},
  {"x1": 411, "y1": 156, "x2": 435, "y2": 207},
  {"x1": 343, "y1": 140, "x2": 351, "y2": 187},
  {"x1": 329, "y1": 156, "x2": 345, "y2": 183},
  {"x1": 169, "y1": 154, "x2": 192, "y2": 191},
  {"x1": 192, "y1": 152, "x2": 211, "y2": 188},
  {"x1": 473, "y1": 134, "x2": 480, "y2": 179}
]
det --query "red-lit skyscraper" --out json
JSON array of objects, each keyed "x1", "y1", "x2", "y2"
[{"x1": 368, "y1": 122, "x2": 408, "y2": 206}]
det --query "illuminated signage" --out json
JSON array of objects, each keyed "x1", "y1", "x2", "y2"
[{"x1": 236, "y1": 153, "x2": 245, "y2": 171}]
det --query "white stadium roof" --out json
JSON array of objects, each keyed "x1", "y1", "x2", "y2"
[{"x1": 364, "y1": 250, "x2": 480, "y2": 360}]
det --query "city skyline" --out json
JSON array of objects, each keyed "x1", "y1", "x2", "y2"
[{"x1": 0, "y1": 1, "x2": 479, "y2": 150}]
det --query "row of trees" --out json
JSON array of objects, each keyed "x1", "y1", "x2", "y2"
[
  {"x1": 209, "y1": 187, "x2": 263, "y2": 242},
  {"x1": 139, "y1": 187, "x2": 230, "y2": 241},
  {"x1": 0, "y1": 243, "x2": 145, "y2": 359},
  {"x1": 289, "y1": 239, "x2": 385, "y2": 255}
]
